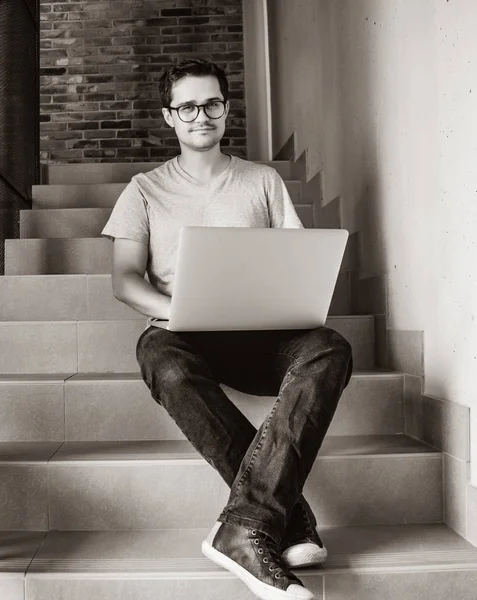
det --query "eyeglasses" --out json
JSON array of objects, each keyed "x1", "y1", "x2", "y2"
[{"x1": 168, "y1": 100, "x2": 227, "y2": 123}]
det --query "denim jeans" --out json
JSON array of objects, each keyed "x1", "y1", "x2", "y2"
[{"x1": 136, "y1": 325, "x2": 353, "y2": 548}]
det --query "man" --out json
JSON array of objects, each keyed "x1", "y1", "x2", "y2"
[{"x1": 101, "y1": 58, "x2": 352, "y2": 600}]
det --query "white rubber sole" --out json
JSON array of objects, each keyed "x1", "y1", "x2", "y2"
[
  {"x1": 201, "y1": 523, "x2": 315, "y2": 600},
  {"x1": 281, "y1": 542, "x2": 328, "y2": 568}
]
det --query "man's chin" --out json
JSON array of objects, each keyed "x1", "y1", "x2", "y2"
[{"x1": 188, "y1": 140, "x2": 221, "y2": 152}]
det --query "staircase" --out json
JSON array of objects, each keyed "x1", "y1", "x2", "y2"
[{"x1": 1, "y1": 159, "x2": 476, "y2": 600}]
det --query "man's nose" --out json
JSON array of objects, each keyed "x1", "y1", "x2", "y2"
[{"x1": 195, "y1": 106, "x2": 209, "y2": 122}]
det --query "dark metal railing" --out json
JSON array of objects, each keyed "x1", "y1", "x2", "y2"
[{"x1": 0, "y1": 0, "x2": 39, "y2": 273}]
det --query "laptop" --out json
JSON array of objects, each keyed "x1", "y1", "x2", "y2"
[{"x1": 152, "y1": 226, "x2": 349, "y2": 332}]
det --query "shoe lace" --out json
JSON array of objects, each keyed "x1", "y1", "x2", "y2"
[{"x1": 250, "y1": 530, "x2": 289, "y2": 580}]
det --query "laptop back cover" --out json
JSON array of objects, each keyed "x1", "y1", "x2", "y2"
[{"x1": 168, "y1": 227, "x2": 349, "y2": 332}]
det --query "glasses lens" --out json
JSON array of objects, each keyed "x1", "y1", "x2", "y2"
[
  {"x1": 177, "y1": 105, "x2": 199, "y2": 122},
  {"x1": 204, "y1": 101, "x2": 225, "y2": 119}
]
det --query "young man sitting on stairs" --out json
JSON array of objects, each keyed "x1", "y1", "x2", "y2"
[{"x1": 101, "y1": 58, "x2": 353, "y2": 600}]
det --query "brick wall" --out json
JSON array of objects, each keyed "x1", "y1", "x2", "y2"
[{"x1": 39, "y1": 0, "x2": 247, "y2": 163}]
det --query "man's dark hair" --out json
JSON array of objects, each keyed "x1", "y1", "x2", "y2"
[{"x1": 159, "y1": 58, "x2": 229, "y2": 108}]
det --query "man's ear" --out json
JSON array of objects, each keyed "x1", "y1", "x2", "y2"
[
  {"x1": 162, "y1": 107, "x2": 174, "y2": 128},
  {"x1": 224, "y1": 101, "x2": 230, "y2": 120}
]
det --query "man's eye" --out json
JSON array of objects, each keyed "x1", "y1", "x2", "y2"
[
  {"x1": 207, "y1": 101, "x2": 221, "y2": 109},
  {"x1": 180, "y1": 105, "x2": 195, "y2": 113}
]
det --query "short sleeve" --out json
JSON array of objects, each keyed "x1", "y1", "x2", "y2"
[
  {"x1": 266, "y1": 169, "x2": 304, "y2": 229},
  {"x1": 101, "y1": 178, "x2": 150, "y2": 245}
]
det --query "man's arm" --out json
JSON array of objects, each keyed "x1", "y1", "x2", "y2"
[{"x1": 112, "y1": 238, "x2": 171, "y2": 320}]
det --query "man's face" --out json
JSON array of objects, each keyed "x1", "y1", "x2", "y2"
[{"x1": 162, "y1": 75, "x2": 229, "y2": 152}]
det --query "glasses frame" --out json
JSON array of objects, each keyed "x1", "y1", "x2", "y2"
[{"x1": 167, "y1": 100, "x2": 227, "y2": 123}]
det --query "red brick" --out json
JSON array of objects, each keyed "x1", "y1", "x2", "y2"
[
  {"x1": 46, "y1": 130, "x2": 82, "y2": 142},
  {"x1": 100, "y1": 120, "x2": 132, "y2": 129},
  {"x1": 100, "y1": 101, "x2": 132, "y2": 110},
  {"x1": 161, "y1": 8, "x2": 192, "y2": 16},
  {"x1": 165, "y1": 42, "x2": 197, "y2": 52},
  {"x1": 117, "y1": 111, "x2": 135, "y2": 119},
  {"x1": 64, "y1": 102, "x2": 99, "y2": 111},
  {"x1": 40, "y1": 13, "x2": 68, "y2": 22},
  {"x1": 133, "y1": 100, "x2": 160, "y2": 110},
  {"x1": 84, "y1": 130, "x2": 116, "y2": 139},
  {"x1": 41, "y1": 122, "x2": 68, "y2": 132},
  {"x1": 69, "y1": 122, "x2": 99, "y2": 131},
  {"x1": 67, "y1": 140, "x2": 99, "y2": 150},
  {"x1": 83, "y1": 149, "x2": 117, "y2": 158},
  {"x1": 151, "y1": 148, "x2": 179, "y2": 158},
  {"x1": 192, "y1": 7, "x2": 225, "y2": 16},
  {"x1": 51, "y1": 113, "x2": 83, "y2": 122},
  {"x1": 40, "y1": 140, "x2": 67, "y2": 150},
  {"x1": 69, "y1": 66, "x2": 100, "y2": 74},
  {"x1": 116, "y1": 148, "x2": 150, "y2": 157},
  {"x1": 161, "y1": 26, "x2": 193, "y2": 35},
  {"x1": 100, "y1": 139, "x2": 132, "y2": 148},
  {"x1": 86, "y1": 93, "x2": 116, "y2": 101},
  {"x1": 51, "y1": 150, "x2": 83, "y2": 159},
  {"x1": 40, "y1": 103, "x2": 65, "y2": 113},
  {"x1": 55, "y1": 94, "x2": 83, "y2": 103},
  {"x1": 117, "y1": 130, "x2": 149, "y2": 139},
  {"x1": 131, "y1": 119, "x2": 161, "y2": 128},
  {"x1": 211, "y1": 32, "x2": 242, "y2": 42},
  {"x1": 83, "y1": 112, "x2": 116, "y2": 121}
]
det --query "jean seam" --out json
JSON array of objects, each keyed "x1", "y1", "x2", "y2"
[
  {"x1": 272, "y1": 351, "x2": 301, "y2": 362},
  {"x1": 225, "y1": 356, "x2": 298, "y2": 513}
]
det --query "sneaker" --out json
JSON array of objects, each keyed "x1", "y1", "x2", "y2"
[
  {"x1": 281, "y1": 529, "x2": 328, "y2": 568},
  {"x1": 202, "y1": 521, "x2": 315, "y2": 600}
]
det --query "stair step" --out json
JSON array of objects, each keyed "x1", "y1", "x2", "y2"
[
  {"x1": 20, "y1": 208, "x2": 112, "y2": 239},
  {"x1": 4, "y1": 238, "x2": 111, "y2": 275},
  {"x1": 13, "y1": 524, "x2": 477, "y2": 600},
  {"x1": 0, "y1": 316, "x2": 375, "y2": 374},
  {"x1": 20, "y1": 204, "x2": 314, "y2": 238},
  {"x1": 32, "y1": 180, "x2": 303, "y2": 209},
  {"x1": 4, "y1": 237, "x2": 358, "y2": 276},
  {"x1": 0, "y1": 436, "x2": 442, "y2": 531},
  {"x1": 0, "y1": 370, "x2": 403, "y2": 442},
  {"x1": 41, "y1": 160, "x2": 293, "y2": 184},
  {"x1": 0, "y1": 273, "x2": 351, "y2": 321}
]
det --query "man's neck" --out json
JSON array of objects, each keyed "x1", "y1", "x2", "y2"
[{"x1": 177, "y1": 146, "x2": 230, "y2": 184}]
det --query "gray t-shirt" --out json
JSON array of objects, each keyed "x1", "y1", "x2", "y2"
[{"x1": 101, "y1": 154, "x2": 303, "y2": 299}]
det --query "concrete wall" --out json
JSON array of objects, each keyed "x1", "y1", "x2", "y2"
[
  {"x1": 268, "y1": 0, "x2": 477, "y2": 484},
  {"x1": 243, "y1": 0, "x2": 272, "y2": 160}
]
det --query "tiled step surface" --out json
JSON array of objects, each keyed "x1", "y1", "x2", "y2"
[
  {"x1": 0, "y1": 371, "x2": 404, "y2": 442},
  {"x1": 5, "y1": 236, "x2": 358, "y2": 275},
  {"x1": 20, "y1": 208, "x2": 112, "y2": 239},
  {"x1": 41, "y1": 160, "x2": 293, "y2": 184},
  {"x1": 0, "y1": 272, "x2": 351, "y2": 320},
  {"x1": 15, "y1": 524, "x2": 477, "y2": 600},
  {"x1": 0, "y1": 316, "x2": 375, "y2": 374},
  {"x1": 20, "y1": 204, "x2": 314, "y2": 238},
  {"x1": 0, "y1": 436, "x2": 442, "y2": 531},
  {"x1": 32, "y1": 180, "x2": 303, "y2": 209},
  {"x1": 4, "y1": 238, "x2": 112, "y2": 276}
]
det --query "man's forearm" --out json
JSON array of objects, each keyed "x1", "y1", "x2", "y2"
[{"x1": 114, "y1": 273, "x2": 171, "y2": 320}]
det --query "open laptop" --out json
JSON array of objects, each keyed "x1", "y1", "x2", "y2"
[{"x1": 152, "y1": 226, "x2": 349, "y2": 332}]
